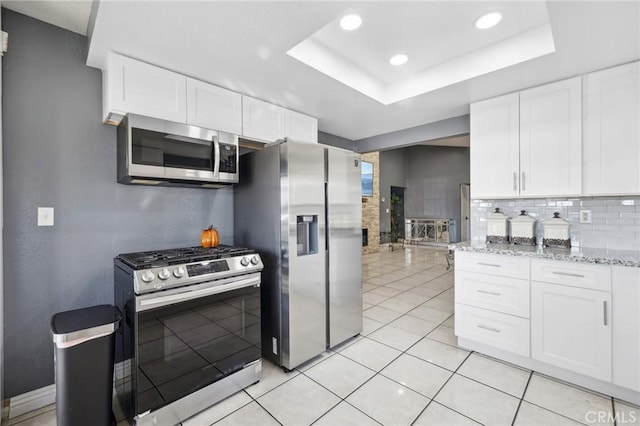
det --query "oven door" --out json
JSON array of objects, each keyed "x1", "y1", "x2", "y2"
[{"x1": 133, "y1": 273, "x2": 261, "y2": 417}]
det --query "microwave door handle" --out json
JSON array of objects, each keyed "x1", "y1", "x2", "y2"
[{"x1": 212, "y1": 135, "x2": 220, "y2": 177}]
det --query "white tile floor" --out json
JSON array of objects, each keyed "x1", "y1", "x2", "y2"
[{"x1": 6, "y1": 246, "x2": 639, "y2": 426}]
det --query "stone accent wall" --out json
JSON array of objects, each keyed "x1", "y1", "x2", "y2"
[{"x1": 362, "y1": 152, "x2": 380, "y2": 254}]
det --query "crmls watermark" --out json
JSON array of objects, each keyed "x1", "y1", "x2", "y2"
[{"x1": 585, "y1": 410, "x2": 637, "y2": 424}]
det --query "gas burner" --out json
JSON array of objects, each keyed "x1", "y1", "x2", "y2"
[{"x1": 117, "y1": 245, "x2": 255, "y2": 269}]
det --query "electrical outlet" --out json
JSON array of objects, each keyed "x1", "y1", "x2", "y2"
[
  {"x1": 38, "y1": 207, "x2": 54, "y2": 226},
  {"x1": 580, "y1": 210, "x2": 592, "y2": 224}
]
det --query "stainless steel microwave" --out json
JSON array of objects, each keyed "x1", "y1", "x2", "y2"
[{"x1": 117, "y1": 114, "x2": 239, "y2": 188}]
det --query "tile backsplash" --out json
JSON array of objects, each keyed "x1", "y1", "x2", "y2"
[{"x1": 470, "y1": 196, "x2": 640, "y2": 251}]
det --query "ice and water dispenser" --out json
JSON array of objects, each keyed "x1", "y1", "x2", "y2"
[{"x1": 297, "y1": 215, "x2": 318, "y2": 256}]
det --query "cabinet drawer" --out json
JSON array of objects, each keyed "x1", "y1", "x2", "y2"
[
  {"x1": 455, "y1": 252, "x2": 529, "y2": 279},
  {"x1": 531, "y1": 259, "x2": 611, "y2": 291},
  {"x1": 455, "y1": 271, "x2": 529, "y2": 318},
  {"x1": 455, "y1": 304, "x2": 530, "y2": 357}
]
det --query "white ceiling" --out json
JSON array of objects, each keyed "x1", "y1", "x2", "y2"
[
  {"x1": 5, "y1": 1, "x2": 640, "y2": 141},
  {"x1": 3, "y1": 0, "x2": 92, "y2": 36},
  {"x1": 287, "y1": 2, "x2": 556, "y2": 104}
]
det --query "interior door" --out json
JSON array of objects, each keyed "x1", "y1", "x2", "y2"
[
  {"x1": 1, "y1": 6, "x2": 5, "y2": 412},
  {"x1": 460, "y1": 184, "x2": 470, "y2": 242}
]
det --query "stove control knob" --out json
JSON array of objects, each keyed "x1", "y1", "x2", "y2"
[
  {"x1": 141, "y1": 271, "x2": 155, "y2": 283},
  {"x1": 250, "y1": 256, "x2": 259, "y2": 266},
  {"x1": 240, "y1": 257, "x2": 250, "y2": 267},
  {"x1": 173, "y1": 266, "x2": 186, "y2": 278},
  {"x1": 158, "y1": 268, "x2": 170, "y2": 280}
]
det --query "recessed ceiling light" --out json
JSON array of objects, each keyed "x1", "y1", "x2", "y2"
[
  {"x1": 475, "y1": 12, "x2": 502, "y2": 30},
  {"x1": 340, "y1": 14, "x2": 362, "y2": 31},
  {"x1": 389, "y1": 54, "x2": 408, "y2": 66}
]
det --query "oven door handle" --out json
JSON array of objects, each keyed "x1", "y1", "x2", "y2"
[{"x1": 136, "y1": 275, "x2": 260, "y2": 312}]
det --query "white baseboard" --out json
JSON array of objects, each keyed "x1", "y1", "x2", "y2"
[
  {"x1": 6, "y1": 359, "x2": 129, "y2": 419},
  {"x1": 8, "y1": 384, "x2": 55, "y2": 419}
]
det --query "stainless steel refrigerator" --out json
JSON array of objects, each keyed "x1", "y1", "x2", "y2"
[{"x1": 234, "y1": 140, "x2": 362, "y2": 370}]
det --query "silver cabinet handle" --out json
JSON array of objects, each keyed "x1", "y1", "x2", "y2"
[
  {"x1": 477, "y1": 289, "x2": 501, "y2": 296},
  {"x1": 477, "y1": 324, "x2": 501, "y2": 333},
  {"x1": 478, "y1": 262, "x2": 501, "y2": 268},
  {"x1": 552, "y1": 271, "x2": 585, "y2": 278},
  {"x1": 521, "y1": 171, "x2": 526, "y2": 191},
  {"x1": 513, "y1": 172, "x2": 517, "y2": 191},
  {"x1": 603, "y1": 301, "x2": 608, "y2": 326}
]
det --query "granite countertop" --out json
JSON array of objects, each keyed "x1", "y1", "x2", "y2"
[{"x1": 449, "y1": 242, "x2": 640, "y2": 268}]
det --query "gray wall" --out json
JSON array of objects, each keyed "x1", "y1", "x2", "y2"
[
  {"x1": 2, "y1": 10, "x2": 234, "y2": 398},
  {"x1": 379, "y1": 149, "x2": 407, "y2": 234},
  {"x1": 404, "y1": 146, "x2": 470, "y2": 242},
  {"x1": 355, "y1": 115, "x2": 469, "y2": 154},
  {"x1": 318, "y1": 131, "x2": 354, "y2": 151}
]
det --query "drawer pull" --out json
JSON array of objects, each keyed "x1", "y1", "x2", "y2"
[
  {"x1": 603, "y1": 301, "x2": 608, "y2": 326},
  {"x1": 477, "y1": 289, "x2": 501, "y2": 296},
  {"x1": 477, "y1": 324, "x2": 501, "y2": 333},
  {"x1": 552, "y1": 271, "x2": 585, "y2": 278},
  {"x1": 478, "y1": 262, "x2": 501, "y2": 268}
]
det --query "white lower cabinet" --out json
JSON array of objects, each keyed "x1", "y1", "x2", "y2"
[
  {"x1": 455, "y1": 251, "x2": 639, "y2": 399},
  {"x1": 455, "y1": 251, "x2": 530, "y2": 357},
  {"x1": 531, "y1": 281, "x2": 612, "y2": 381},
  {"x1": 612, "y1": 266, "x2": 640, "y2": 392},
  {"x1": 455, "y1": 271, "x2": 529, "y2": 317},
  {"x1": 455, "y1": 304, "x2": 530, "y2": 356}
]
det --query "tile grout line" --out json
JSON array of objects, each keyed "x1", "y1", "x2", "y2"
[
  {"x1": 510, "y1": 370, "x2": 534, "y2": 426},
  {"x1": 409, "y1": 350, "x2": 476, "y2": 426}
]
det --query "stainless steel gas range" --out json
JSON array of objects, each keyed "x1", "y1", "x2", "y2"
[{"x1": 114, "y1": 245, "x2": 263, "y2": 426}]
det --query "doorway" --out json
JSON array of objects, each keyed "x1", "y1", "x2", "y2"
[
  {"x1": 460, "y1": 184, "x2": 470, "y2": 242},
  {"x1": 390, "y1": 186, "x2": 405, "y2": 241}
]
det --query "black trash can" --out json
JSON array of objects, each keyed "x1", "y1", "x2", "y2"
[{"x1": 51, "y1": 304, "x2": 121, "y2": 426}]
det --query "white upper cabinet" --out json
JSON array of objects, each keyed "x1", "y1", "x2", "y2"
[
  {"x1": 242, "y1": 96, "x2": 286, "y2": 142},
  {"x1": 285, "y1": 109, "x2": 318, "y2": 144},
  {"x1": 612, "y1": 266, "x2": 640, "y2": 392},
  {"x1": 470, "y1": 93, "x2": 520, "y2": 198},
  {"x1": 583, "y1": 61, "x2": 640, "y2": 196},
  {"x1": 519, "y1": 77, "x2": 582, "y2": 197},
  {"x1": 102, "y1": 53, "x2": 320, "y2": 142},
  {"x1": 186, "y1": 78, "x2": 242, "y2": 134},
  {"x1": 242, "y1": 96, "x2": 318, "y2": 144},
  {"x1": 470, "y1": 77, "x2": 583, "y2": 199},
  {"x1": 103, "y1": 52, "x2": 187, "y2": 124}
]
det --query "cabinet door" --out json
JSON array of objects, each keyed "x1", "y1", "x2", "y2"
[
  {"x1": 470, "y1": 93, "x2": 520, "y2": 198},
  {"x1": 186, "y1": 78, "x2": 242, "y2": 134},
  {"x1": 612, "y1": 266, "x2": 640, "y2": 392},
  {"x1": 520, "y1": 77, "x2": 582, "y2": 197},
  {"x1": 583, "y1": 61, "x2": 640, "y2": 196},
  {"x1": 242, "y1": 96, "x2": 285, "y2": 142},
  {"x1": 531, "y1": 281, "x2": 611, "y2": 381},
  {"x1": 104, "y1": 52, "x2": 187, "y2": 124},
  {"x1": 285, "y1": 109, "x2": 318, "y2": 144}
]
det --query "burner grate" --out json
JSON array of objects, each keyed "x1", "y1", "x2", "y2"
[{"x1": 117, "y1": 245, "x2": 254, "y2": 269}]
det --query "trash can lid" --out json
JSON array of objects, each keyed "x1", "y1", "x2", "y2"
[{"x1": 51, "y1": 305, "x2": 121, "y2": 348}]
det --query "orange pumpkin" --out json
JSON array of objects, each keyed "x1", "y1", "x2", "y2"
[{"x1": 201, "y1": 226, "x2": 220, "y2": 248}]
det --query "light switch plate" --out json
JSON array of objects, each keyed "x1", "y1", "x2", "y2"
[
  {"x1": 580, "y1": 210, "x2": 592, "y2": 224},
  {"x1": 38, "y1": 207, "x2": 54, "y2": 226}
]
